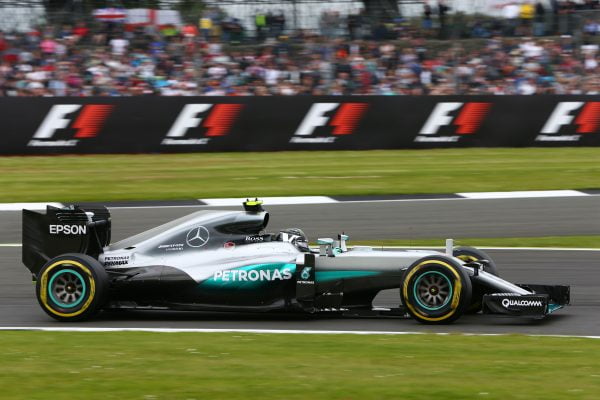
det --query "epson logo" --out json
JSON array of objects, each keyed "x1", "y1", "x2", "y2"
[
  {"x1": 213, "y1": 269, "x2": 293, "y2": 282},
  {"x1": 49, "y1": 224, "x2": 87, "y2": 235},
  {"x1": 501, "y1": 298, "x2": 543, "y2": 308}
]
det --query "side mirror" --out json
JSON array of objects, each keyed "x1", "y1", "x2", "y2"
[
  {"x1": 337, "y1": 233, "x2": 349, "y2": 252},
  {"x1": 317, "y1": 238, "x2": 334, "y2": 257}
]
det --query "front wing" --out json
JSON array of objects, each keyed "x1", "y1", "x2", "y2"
[{"x1": 482, "y1": 285, "x2": 570, "y2": 318}]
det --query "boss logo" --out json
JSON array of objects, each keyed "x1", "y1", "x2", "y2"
[{"x1": 49, "y1": 224, "x2": 87, "y2": 235}]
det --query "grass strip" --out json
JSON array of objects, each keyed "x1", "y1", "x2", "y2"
[
  {"x1": 0, "y1": 148, "x2": 598, "y2": 202},
  {"x1": 0, "y1": 331, "x2": 598, "y2": 400}
]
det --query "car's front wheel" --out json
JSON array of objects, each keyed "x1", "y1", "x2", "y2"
[
  {"x1": 36, "y1": 253, "x2": 108, "y2": 322},
  {"x1": 401, "y1": 256, "x2": 472, "y2": 324}
]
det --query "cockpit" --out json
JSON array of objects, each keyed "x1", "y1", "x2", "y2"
[{"x1": 275, "y1": 228, "x2": 310, "y2": 252}]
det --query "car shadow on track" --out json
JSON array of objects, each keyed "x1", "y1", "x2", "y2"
[
  {"x1": 92, "y1": 309, "x2": 572, "y2": 330},
  {"x1": 97, "y1": 309, "x2": 315, "y2": 322}
]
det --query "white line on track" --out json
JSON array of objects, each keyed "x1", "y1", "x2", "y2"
[
  {"x1": 0, "y1": 202, "x2": 63, "y2": 211},
  {"x1": 339, "y1": 195, "x2": 598, "y2": 205},
  {"x1": 102, "y1": 196, "x2": 598, "y2": 209},
  {"x1": 457, "y1": 190, "x2": 588, "y2": 199},
  {"x1": 106, "y1": 199, "x2": 477, "y2": 209},
  {"x1": 0, "y1": 190, "x2": 598, "y2": 211},
  {"x1": 0, "y1": 326, "x2": 598, "y2": 339},
  {"x1": 201, "y1": 196, "x2": 338, "y2": 206}
]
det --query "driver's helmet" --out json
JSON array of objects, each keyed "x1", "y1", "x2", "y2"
[{"x1": 277, "y1": 228, "x2": 310, "y2": 252}]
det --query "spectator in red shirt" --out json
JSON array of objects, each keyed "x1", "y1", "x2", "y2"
[{"x1": 0, "y1": 33, "x2": 7, "y2": 54}]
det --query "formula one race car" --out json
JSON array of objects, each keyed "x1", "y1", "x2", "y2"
[{"x1": 22, "y1": 200, "x2": 570, "y2": 323}]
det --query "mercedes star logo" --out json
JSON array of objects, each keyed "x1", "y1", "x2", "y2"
[{"x1": 186, "y1": 226, "x2": 210, "y2": 248}]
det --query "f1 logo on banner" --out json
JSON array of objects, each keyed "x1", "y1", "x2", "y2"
[
  {"x1": 415, "y1": 102, "x2": 491, "y2": 142},
  {"x1": 290, "y1": 102, "x2": 368, "y2": 143},
  {"x1": 4, "y1": 96, "x2": 600, "y2": 154},
  {"x1": 537, "y1": 102, "x2": 600, "y2": 142},
  {"x1": 162, "y1": 103, "x2": 244, "y2": 146},
  {"x1": 29, "y1": 104, "x2": 114, "y2": 147}
]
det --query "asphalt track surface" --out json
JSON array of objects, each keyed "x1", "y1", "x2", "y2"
[{"x1": 1, "y1": 196, "x2": 599, "y2": 335}]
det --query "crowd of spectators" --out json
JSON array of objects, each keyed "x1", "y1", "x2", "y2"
[{"x1": 1, "y1": 2, "x2": 600, "y2": 97}]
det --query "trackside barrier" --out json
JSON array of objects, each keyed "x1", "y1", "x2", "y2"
[{"x1": 1, "y1": 96, "x2": 599, "y2": 154}]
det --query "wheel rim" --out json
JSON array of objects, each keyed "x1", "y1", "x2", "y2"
[
  {"x1": 413, "y1": 271, "x2": 453, "y2": 311},
  {"x1": 48, "y1": 269, "x2": 87, "y2": 308}
]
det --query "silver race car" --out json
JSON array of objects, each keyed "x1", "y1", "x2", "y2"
[{"x1": 22, "y1": 200, "x2": 569, "y2": 323}]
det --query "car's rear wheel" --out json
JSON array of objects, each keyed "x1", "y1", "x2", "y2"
[
  {"x1": 401, "y1": 256, "x2": 472, "y2": 324},
  {"x1": 36, "y1": 254, "x2": 108, "y2": 322},
  {"x1": 454, "y1": 246, "x2": 498, "y2": 313}
]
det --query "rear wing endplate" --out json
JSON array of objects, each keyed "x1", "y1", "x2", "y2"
[{"x1": 22, "y1": 205, "x2": 111, "y2": 276}]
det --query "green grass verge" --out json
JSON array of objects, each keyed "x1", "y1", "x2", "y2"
[
  {"x1": 1, "y1": 148, "x2": 598, "y2": 202},
  {"x1": 352, "y1": 235, "x2": 600, "y2": 249},
  {"x1": 1, "y1": 332, "x2": 599, "y2": 400}
]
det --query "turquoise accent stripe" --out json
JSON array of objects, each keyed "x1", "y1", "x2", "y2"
[
  {"x1": 199, "y1": 263, "x2": 296, "y2": 290},
  {"x1": 199, "y1": 264, "x2": 382, "y2": 289},
  {"x1": 315, "y1": 270, "x2": 379, "y2": 282},
  {"x1": 48, "y1": 269, "x2": 87, "y2": 309}
]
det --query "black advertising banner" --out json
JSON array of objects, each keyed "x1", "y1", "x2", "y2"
[{"x1": 1, "y1": 96, "x2": 599, "y2": 154}]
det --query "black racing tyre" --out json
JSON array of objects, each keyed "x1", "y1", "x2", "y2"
[
  {"x1": 401, "y1": 256, "x2": 472, "y2": 324},
  {"x1": 36, "y1": 253, "x2": 109, "y2": 322},
  {"x1": 454, "y1": 246, "x2": 498, "y2": 313}
]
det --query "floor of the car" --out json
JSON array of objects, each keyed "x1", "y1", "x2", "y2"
[{"x1": 372, "y1": 288, "x2": 401, "y2": 308}]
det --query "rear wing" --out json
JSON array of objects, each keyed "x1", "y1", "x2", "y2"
[{"x1": 22, "y1": 205, "x2": 111, "y2": 277}]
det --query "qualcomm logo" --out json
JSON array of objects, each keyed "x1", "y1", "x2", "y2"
[
  {"x1": 186, "y1": 226, "x2": 210, "y2": 248},
  {"x1": 501, "y1": 298, "x2": 543, "y2": 308}
]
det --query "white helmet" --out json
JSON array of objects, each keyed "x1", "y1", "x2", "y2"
[{"x1": 277, "y1": 228, "x2": 310, "y2": 252}]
